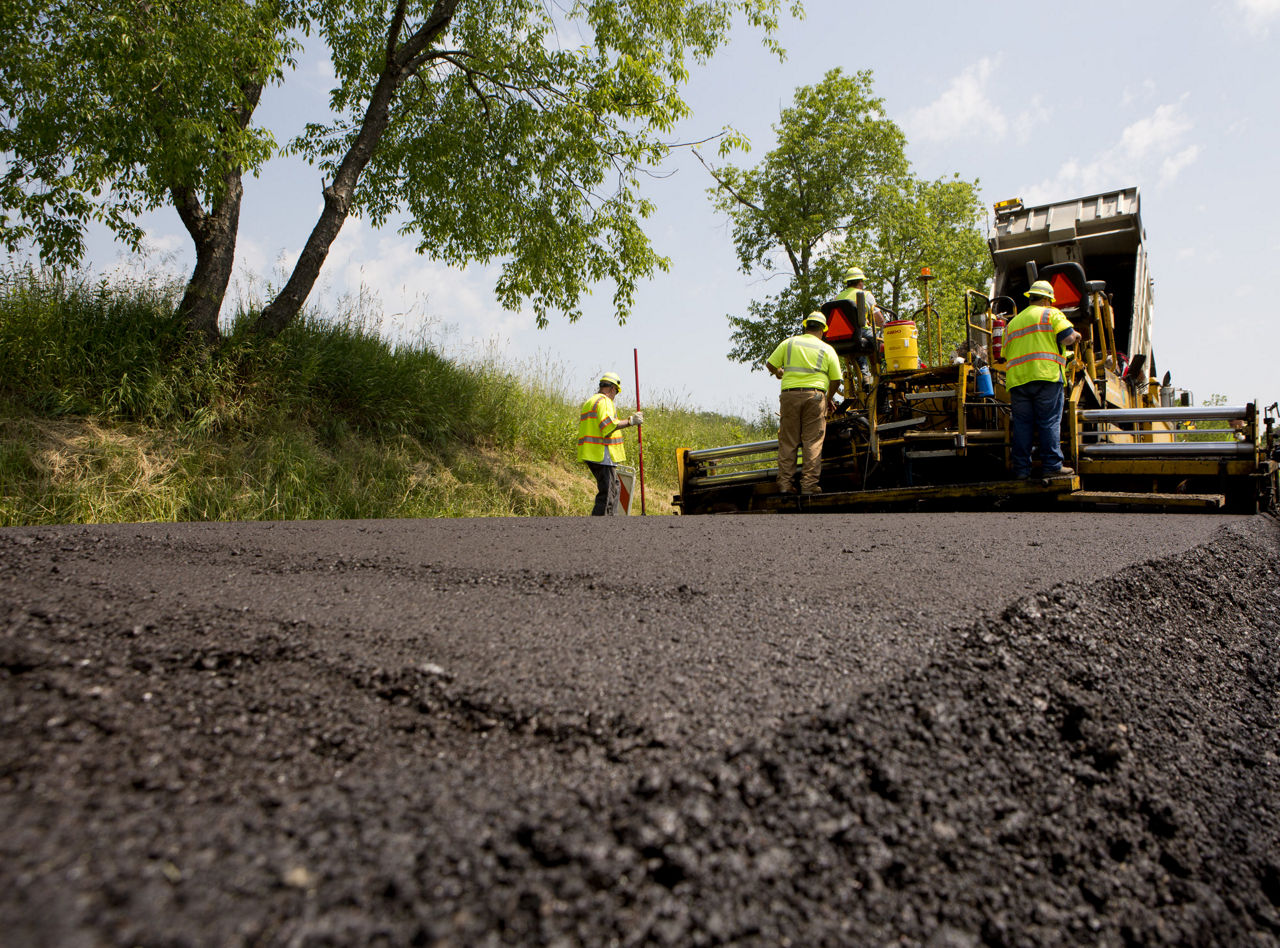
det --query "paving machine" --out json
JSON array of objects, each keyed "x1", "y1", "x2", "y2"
[{"x1": 675, "y1": 187, "x2": 1279, "y2": 514}]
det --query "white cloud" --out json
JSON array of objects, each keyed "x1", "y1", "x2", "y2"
[
  {"x1": 1238, "y1": 0, "x2": 1280, "y2": 35},
  {"x1": 311, "y1": 222, "x2": 535, "y2": 354},
  {"x1": 1159, "y1": 145, "x2": 1201, "y2": 185},
  {"x1": 324, "y1": 215, "x2": 366, "y2": 275},
  {"x1": 1120, "y1": 79, "x2": 1158, "y2": 108},
  {"x1": 1021, "y1": 99, "x2": 1200, "y2": 203},
  {"x1": 903, "y1": 58, "x2": 1008, "y2": 144},
  {"x1": 1118, "y1": 103, "x2": 1193, "y2": 161},
  {"x1": 97, "y1": 227, "x2": 189, "y2": 285},
  {"x1": 142, "y1": 231, "x2": 185, "y2": 255}
]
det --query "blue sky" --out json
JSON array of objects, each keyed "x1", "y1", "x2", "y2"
[{"x1": 86, "y1": 0, "x2": 1280, "y2": 419}]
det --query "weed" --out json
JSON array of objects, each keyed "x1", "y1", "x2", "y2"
[{"x1": 0, "y1": 268, "x2": 772, "y2": 524}]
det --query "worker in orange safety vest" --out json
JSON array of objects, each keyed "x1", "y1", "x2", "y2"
[
  {"x1": 1003, "y1": 280, "x2": 1081, "y2": 479},
  {"x1": 577, "y1": 371, "x2": 643, "y2": 515}
]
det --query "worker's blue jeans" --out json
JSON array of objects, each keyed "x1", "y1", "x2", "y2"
[
  {"x1": 1009, "y1": 380, "x2": 1065, "y2": 478},
  {"x1": 585, "y1": 461, "x2": 620, "y2": 516},
  {"x1": 854, "y1": 328, "x2": 876, "y2": 380}
]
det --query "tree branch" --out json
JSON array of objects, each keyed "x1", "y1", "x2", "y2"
[
  {"x1": 693, "y1": 149, "x2": 764, "y2": 216},
  {"x1": 394, "y1": 0, "x2": 461, "y2": 76},
  {"x1": 386, "y1": 0, "x2": 408, "y2": 66}
]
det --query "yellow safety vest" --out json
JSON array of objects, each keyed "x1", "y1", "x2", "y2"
[
  {"x1": 834, "y1": 286, "x2": 875, "y2": 326},
  {"x1": 767, "y1": 334, "x2": 841, "y2": 391},
  {"x1": 1003, "y1": 304, "x2": 1074, "y2": 388},
  {"x1": 576, "y1": 393, "x2": 626, "y2": 463}
]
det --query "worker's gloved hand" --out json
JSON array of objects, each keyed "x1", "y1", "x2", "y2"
[{"x1": 631, "y1": 412, "x2": 644, "y2": 426}]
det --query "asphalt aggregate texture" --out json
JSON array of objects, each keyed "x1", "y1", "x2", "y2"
[{"x1": 2, "y1": 511, "x2": 1278, "y2": 947}]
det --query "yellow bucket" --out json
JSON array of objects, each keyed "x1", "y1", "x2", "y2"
[{"x1": 884, "y1": 320, "x2": 919, "y2": 372}]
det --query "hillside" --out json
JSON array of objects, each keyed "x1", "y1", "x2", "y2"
[{"x1": 0, "y1": 269, "x2": 767, "y2": 525}]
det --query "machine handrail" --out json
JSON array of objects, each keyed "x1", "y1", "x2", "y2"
[
  {"x1": 1081, "y1": 442, "x2": 1253, "y2": 458},
  {"x1": 685, "y1": 440, "x2": 778, "y2": 463},
  {"x1": 1079, "y1": 406, "x2": 1248, "y2": 423}
]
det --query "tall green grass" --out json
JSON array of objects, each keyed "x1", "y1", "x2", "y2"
[{"x1": 0, "y1": 267, "x2": 772, "y2": 525}]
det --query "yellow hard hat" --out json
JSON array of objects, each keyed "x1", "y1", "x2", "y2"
[
  {"x1": 844, "y1": 267, "x2": 866, "y2": 283},
  {"x1": 1025, "y1": 280, "x2": 1056, "y2": 301},
  {"x1": 804, "y1": 310, "x2": 828, "y2": 330},
  {"x1": 599, "y1": 371, "x2": 622, "y2": 389}
]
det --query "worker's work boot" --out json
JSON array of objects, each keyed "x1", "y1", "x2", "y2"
[{"x1": 1044, "y1": 466, "x2": 1074, "y2": 477}]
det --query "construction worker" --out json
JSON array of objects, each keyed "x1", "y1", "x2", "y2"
[
  {"x1": 834, "y1": 266, "x2": 886, "y2": 387},
  {"x1": 577, "y1": 371, "x2": 642, "y2": 515},
  {"x1": 765, "y1": 311, "x2": 842, "y2": 494},
  {"x1": 1003, "y1": 280, "x2": 1081, "y2": 479}
]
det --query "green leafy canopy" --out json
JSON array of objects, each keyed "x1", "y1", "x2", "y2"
[
  {"x1": 298, "y1": 0, "x2": 803, "y2": 327},
  {"x1": 0, "y1": 0, "x2": 298, "y2": 266},
  {"x1": 3, "y1": 0, "x2": 805, "y2": 337},
  {"x1": 704, "y1": 68, "x2": 991, "y2": 367}
]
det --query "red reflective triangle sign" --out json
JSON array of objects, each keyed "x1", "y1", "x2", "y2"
[
  {"x1": 825, "y1": 308, "x2": 855, "y2": 341},
  {"x1": 1049, "y1": 273, "x2": 1082, "y2": 308}
]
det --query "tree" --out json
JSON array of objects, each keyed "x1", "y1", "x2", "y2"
[
  {"x1": 837, "y1": 176, "x2": 991, "y2": 363},
  {"x1": 1, "y1": 0, "x2": 803, "y2": 343},
  {"x1": 704, "y1": 69, "x2": 991, "y2": 369},
  {"x1": 0, "y1": 0, "x2": 295, "y2": 341},
  {"x1": 700, "y1": 68, "x2": 907, "y2": 365}
]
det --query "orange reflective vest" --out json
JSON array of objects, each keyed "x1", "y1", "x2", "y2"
[
  {"x1": 577, "y1": 393, "x2": 626, "y2": 463},
  {"x1": 1003, "y1": 304, "x2": 1075, "y2": 388}
]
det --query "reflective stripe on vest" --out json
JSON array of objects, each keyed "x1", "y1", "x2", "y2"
[
  {"x1": 1005, "y1": 350, "x2": 1065, "y2": 369},
  {"x1": 577, "y1": 394, "x2": 624, "y2": 462},
  {"x1": 577, "y1": 396, "x2": 622, "y2": 447},
  {"x1": 1004, "y1": 313, "x2": 1054, "y2": 343},
  {"x1": 781, "y1": 337, "x2": 829, "y2": 376},
  {"x1": 1004, "y1": 306, "x2": 1069, "y2": 387}
]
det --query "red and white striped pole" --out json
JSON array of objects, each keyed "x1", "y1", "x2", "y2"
[{"x1": 633, "y1": 347, "x2": 647, "y2": 515}]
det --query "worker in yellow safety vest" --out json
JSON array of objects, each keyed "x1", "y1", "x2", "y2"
[
  {"x1": 765, "y1": 311, "x2": 842, "y2": 494},
  {"x1": 577, "y1": 371, "x2": 643, "y2": 515},
  {"x1": 834, "y1": 266, "x2": 886, "y2": 388},
  {"x1": 1003, "y1": 280, "x2": 1082, "y2": 479}
]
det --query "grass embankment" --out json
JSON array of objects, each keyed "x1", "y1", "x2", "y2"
[{"x1": 0, "y1": 270, "x2": 771, "y2": 526}]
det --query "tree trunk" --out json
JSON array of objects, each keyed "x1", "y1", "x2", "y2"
[
  {"x1": 253, "y1": 0, "x2": 458, "y2": 337},
  {"x1": 173, "y1": 173, "x2": 245, "y2": 345},
  {"x1": 171, "y1": 77, "x2": 263, "y2": 346},
  {"x1": 252, "y1": 80, "x2": 402, "y2": 338}
]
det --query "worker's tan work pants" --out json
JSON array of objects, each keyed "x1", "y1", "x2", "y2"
[{"x1": 777, "y1": 388, "x2": 827, "y2": 493}]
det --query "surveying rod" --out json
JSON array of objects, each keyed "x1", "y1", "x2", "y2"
[{"x1": 633, "y1": 348, "x2": 647, "y2": 514}]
